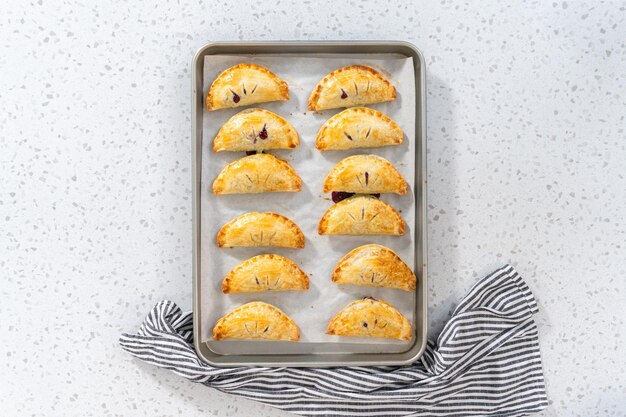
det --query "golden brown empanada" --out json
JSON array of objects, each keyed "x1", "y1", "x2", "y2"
[
  {"x1": 308, "y1": 65, "x2": 396, "y2": 111},
  {"x1": 318, "y1": 195, "x2": 405, "y2": 235},
  {"x1": 316, "y1": 107, "x2": 403, "y2": 150},
  {"x1": 222, "y1": 254, "x2": 309, "y2": 293},
  {"x1": 213, "y1": 301, "x2": 300, "y2": 341},
  {"x1": 332, "y1": 244, "x2": 416, "y2": 291},
  {"x1": 213, "y1": 154, "x2": 302, "y2": 195},
  {"x1": 213, "y1": 108, "x2": 299, "y2": 152},
  {"x1": 218, "y1": 212, "x2": 305, "y2": 248},
  {"x1": 323, "y1": 155, "x2": 408, "y2": 195},
  {"x1": 206, "y1": 64, "x2": 289, "y2": 111},
  {"x1": 327, "y1": 297, "x2": 411, "y2": 340}
]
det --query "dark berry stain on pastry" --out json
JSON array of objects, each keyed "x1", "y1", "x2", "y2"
[
  {"x1": 340, "y1": 88, "x2": 348, "y2": 99},
  {"x1": 258, "y1": 124, "x2": 268, "y2": 140},
  {"x1": 362, "y1": 321, "x2": 368, "y2": 328}
]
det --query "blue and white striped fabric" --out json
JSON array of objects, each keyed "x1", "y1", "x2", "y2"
[{"x1": 120, "y1": 264, "x2": 548, "y2": 416}]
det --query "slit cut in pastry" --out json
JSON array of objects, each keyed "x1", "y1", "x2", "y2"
[
  {"x1": 206, "y1": 64, "x2": 289, "y2": 111},
  {"x1": 315, "y1": 107, "x2": 403, "y2": 150},
  {"x1": 332, "y1": 244, "x2": 416, "y2": 291},
  {"x1": 213, "y1": 108, "x2": 299, "y2": 152},
  {"x1": 323, "y1": 155, "x2": 408, "y2": 195},
  {"x1": 213, "y1": 154, "x2": 302, "y2": 194},
  {"x1": 308, "y1": 65, "x2": 396, "y2": 111},
  {"x1": 222, "y1": 254, "x2": 309, "y2": 293},
  {"x1": 327, "y1": 297, "x2": 412, "y2": 340},
  {"x1": 213, "y1": 301, "x2": 300, "y2": 341},
  {"x1": 318, "y1": 195, "x2": 405, "y2": 236},
  {"x1": 218, "y1": 212, "x2": 305, "y2": 248}
]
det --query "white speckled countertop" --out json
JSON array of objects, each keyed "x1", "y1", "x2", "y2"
[{"x1": 1, "y1": 1, "x2": 625, "y2": 416}]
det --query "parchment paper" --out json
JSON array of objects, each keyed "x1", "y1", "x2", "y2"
[{"x1": 201, "y1": 54, "x2": 416, "y2": 355}]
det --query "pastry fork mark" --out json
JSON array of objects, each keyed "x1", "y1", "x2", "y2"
[
  {"x1": 361, "y1": 206, "x2": 365, "y2": 220},
  {"x1": 343, "y1": 131, "x2": 354, "y2": 141},
  {"x1": 242, "y1": 81, "x2": 247, "y2": 95},
  {"x1": 373, "y1": 273, "x2": 387, "y2": 285},
  {"x1": 355, "y1": 175, "x2": 364, "y2": 187},
  {"x1": 353, "y1": 81, "x2": 359, "y2": 95},
  {"x1": 250, "y1": 84, "x2": 258, "y2": 95},
  {"x1": 365, "y1": 127, "x2": 372, "y2": 139},
  {"x1": 366, "y1": 80, "x2": 371, "y2": 92},
  {"x1": 369, "y1": 212, "x2": 379, "y2": 222},
  {"x1": 245, "y1": 173, "x2": 254, "y2": 184},
  {"x1": 266, "y1": 231, "x2": 277, "y2": 245},
  {"x1": 347, "y1": 212, "x2": 357, "y2": 221}
]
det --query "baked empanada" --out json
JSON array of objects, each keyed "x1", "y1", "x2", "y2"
[
  {"x1": 327, "y1": 297, "x2": 411, "y2": 340},
  {"x1": 318, "y1": 195, "x2": 405, "y2": 235},
  {"x1": 213, "y1": 301, "x2": 300, "y2": 341},
  {"x1": 332, "y1": 244, "x2": 416, "y2": 291},
  {"x1": 206, "y1": 64, "x2": 289, "y2": 111},
  {"x1": 213, "y1": 108, "x2": 299, "y2": 152},
  {"x1": 213, "y1": 154, "x2": 302, "y2": 194},
  {"x1": 316, "y1": 107, "x2": 403, "y2": 150},
  {"x1": 323, "y1": 155, "x2": 408, "y2": 195},
  {"x1": 222, "y1": 254, "x2": 309, "y2": 293},
  {"x1": 218, "y1": 212, "x2": 305, "y2": 248},
  {"x1": 308, "y1": 65, "x2": 396, "y2": 111}
]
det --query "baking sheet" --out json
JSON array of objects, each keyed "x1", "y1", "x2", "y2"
[{"x1": 200, "y1": 54, "x2": 416, "y2": 355}]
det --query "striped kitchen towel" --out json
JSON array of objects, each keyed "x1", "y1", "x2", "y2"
[{"x1": 120, "y1": 264, "x2": 548, "y2": 416}]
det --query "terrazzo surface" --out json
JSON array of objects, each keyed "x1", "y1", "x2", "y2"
[{"x1": 1, "y1": 0, "x2": 625, "y2": 416}]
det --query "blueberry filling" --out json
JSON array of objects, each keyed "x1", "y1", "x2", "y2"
[
  {"x1": 331, "y1": 191, "x2": 354, "y2": 203},
  {"x1": 331, "y1": 191, "x2": 379, "y2": 203},
  {"x1": 340, "y1": 88, "x2": 348, "y2": 99},
  {"x1": 365, "y1": 172, "x2": 369, "y2": 185},
  {"x1": 258, "y1": 124, "x2": 268, "y2": 140},
  {"x1": 229, "y1": 89, "x2": 241, "y2": 103},
  {"x1": 362, "y1": 321, "x2": 368, "y2": 328}
]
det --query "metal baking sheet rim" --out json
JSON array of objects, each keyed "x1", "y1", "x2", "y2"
[{"x1": 192, "y1": 41, "x2": 427, "y2": 367}]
